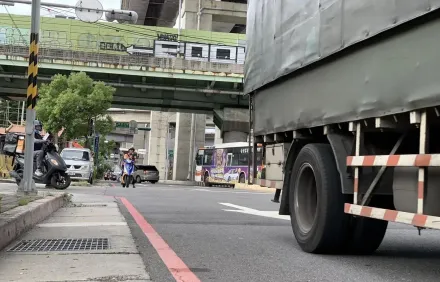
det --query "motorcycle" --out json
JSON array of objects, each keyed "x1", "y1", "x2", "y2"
[
  {"x1": 121, "y1": 158, "x2": 135, "y2": 188},
  {"x1": 104, "y1": 171, "x2": 110, "y2": 181},
  {"x1": 8, "y1": 135, "x2": 71, "y2": 190}
]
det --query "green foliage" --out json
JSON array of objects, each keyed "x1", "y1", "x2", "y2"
[
  {"x1": 80, "y1": 137, "x2": 115, "y2": 180},
  {"x1": 18, "y1": 197, "x2": 31, "y2": 206},
  {"x1": 94, "y1": 139, "x2": 116, "y2": 179},
  {"x1": 95, "y1": 163, "x2": 111, "y2": 180},
  {"x1": 99, "y1": 139, "x2": 116, "y2": 159},
  {"x1": 36, "y1": 72, "x2": 115, "y2": 140},
  {"x1": 63, "y1": 193, "x2": 73, "y2": 203}
]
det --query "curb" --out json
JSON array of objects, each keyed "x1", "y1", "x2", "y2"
[
  {"x1": 195, "y1": 182, "x2": 235, "y2": 188},
  {"x1": 162, "y1": 180, "x2": 199, "y2": 186},
  {"x1": 0, "y1": 193, "x2": 65, "y2": 251},
  {"x1": 234, "y1": 183, "x2": 277, "y2": 193},
  {"x1": 0, "y1": 178, "x2": 14, "y2": 184}
]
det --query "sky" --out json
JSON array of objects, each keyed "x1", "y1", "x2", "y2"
[{"x1": 0, "y1": 0, "x2": 121, "y2": 18}]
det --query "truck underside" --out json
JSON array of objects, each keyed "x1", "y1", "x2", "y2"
[{"x1": 252, "y1": 12, "x2": 440, "y2": 254}]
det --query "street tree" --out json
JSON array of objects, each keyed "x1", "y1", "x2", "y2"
[{"x1": 36, "y1": 72, "x2": 115, "y2": 145}]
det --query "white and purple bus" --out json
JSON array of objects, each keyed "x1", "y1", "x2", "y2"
[{"x1": 195, "y1": 142, "x2": 264, "y2": 186}]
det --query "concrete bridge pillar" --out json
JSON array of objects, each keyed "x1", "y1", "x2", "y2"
[
  {"x1": 148, "y1": 111, "x2": 169, "y2": 180},
  {"x1": 214, "y1": 126, "x2": 223, "y2": 145},
  {"x1": 172, "y1": 113, "x2": 205, "y2": 181},
  {"x1": 213, "y1": 108, "x2": 249, "y2": 143},
  {"x1": 182, "y1": 0, "x2": 247, "y2": 31}
]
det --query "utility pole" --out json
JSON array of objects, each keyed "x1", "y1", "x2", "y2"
[
  {"x1": 177, "y1": 0, "x2": 182, "y2": 39},
  {"x1": 248, "y1": 94, "x2": 252, "y2": 185},
  {"x1": 20, "y1": 0, "x2": 40, "y2": 194},
  {"x1": 186, "y1": 3, "x2": 201, "y2": 181},
  {"x1": 177, "y1": 0, "x2": 182, "y2": 57},
  {"x1": 21, "y1": 100, "x2": 25, "y2": 125}
]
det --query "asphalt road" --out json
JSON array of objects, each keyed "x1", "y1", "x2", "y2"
[{"x1": 66, "y1": 183, "x2": 440, "y2": 281}]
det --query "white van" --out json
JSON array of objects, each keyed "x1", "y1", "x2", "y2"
[{"x1": 60, "y1": 148, "x2": 94, "y2": 184}]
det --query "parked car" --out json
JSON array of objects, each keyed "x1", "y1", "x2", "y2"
[
  {"x1": 60, "y1": 148, "x2": 94, "y2": 184},
  {"x1": 133, "y1": 165, "x2": 159, "y2": 184}
]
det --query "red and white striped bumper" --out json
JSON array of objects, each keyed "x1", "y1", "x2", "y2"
[
  {"x1": 344, "y1": 203, "x2": 440, "y2": 229},
  {"x1": 347, "y1": 154, "x2": 440, "y2": 167}
]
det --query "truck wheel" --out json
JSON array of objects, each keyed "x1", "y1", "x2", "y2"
[
  {"x1": 344, "y1": 196, "x2": 389, "y2": 254},
  {"x1": 289, "y1": 144, "x2": 348, "y2": 254}
]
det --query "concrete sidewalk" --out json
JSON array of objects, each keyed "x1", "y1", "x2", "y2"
[{"x1": 0, "y1": 192, "x2": 150, "y2": 282}]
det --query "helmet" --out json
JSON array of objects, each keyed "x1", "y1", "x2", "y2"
[{"x1": 34, "y1": 120, "x2": 43, "y2": 134}]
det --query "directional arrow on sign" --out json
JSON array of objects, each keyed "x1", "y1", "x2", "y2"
[
  {"x1": 219, "y1": 203, "x2": 290, "y2": 221},
  {"x1": 126, "y1": 45, "x2": 154, "y2": 55}
]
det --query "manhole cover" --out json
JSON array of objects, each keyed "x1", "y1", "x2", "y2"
[{"x1": 8, "y1": 238, "x2": 110, "y2": 252}]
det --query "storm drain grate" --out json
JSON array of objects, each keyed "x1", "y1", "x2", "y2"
[{"x1": 8, "y1": 238, "x2": 110, "y2": 252}]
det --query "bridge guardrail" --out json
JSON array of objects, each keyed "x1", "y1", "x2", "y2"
[{"x1": 0, "y1": 45, "x2": 244, "y2": 75}]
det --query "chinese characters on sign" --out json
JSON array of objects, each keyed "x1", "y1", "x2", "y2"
[
  {"x1": 99, "y1": 42, "x2": 127, "y2": 52},
  {"x1": 115, "y1": 122, "x2": 130, "y2": 128},
  {"x1": 157, "y1": 33, "x2": 178, "y2": 42},
  {"x1": 96, "y1": 36, "x2": 244, "y2": 64}
]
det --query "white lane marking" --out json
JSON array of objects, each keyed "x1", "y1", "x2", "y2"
[
  {"x1": 37, "y1": 222, "x2": 127, "y2": 227},
  {"x1": 219, "y1": 203, "x2": 290, "y2": 221},
  {"x1": 220, "y1": 202, "x2": 259, "y2": 212},
  {"x1": 192, "y1": 188, "x2": 270, "y2": 195}
]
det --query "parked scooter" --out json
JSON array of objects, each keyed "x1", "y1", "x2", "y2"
[{"x1": 7, "y1": 135, "x2": 71, "y2": 190}]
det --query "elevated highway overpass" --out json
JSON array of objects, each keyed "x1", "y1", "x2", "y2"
[
  {"x1": 0, "y1": 14, "x2": 246, "y2": 113},
  {"x1": 121, "y1": 0, "x2": 247, "y2": 33},
  {"x1": 0, "y1": 14, "x2": 251, "y2": 181}
]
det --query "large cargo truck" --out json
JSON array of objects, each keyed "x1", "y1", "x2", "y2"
[{"x1": 246, "y1": 1, "x2": 440, "y2": 254}]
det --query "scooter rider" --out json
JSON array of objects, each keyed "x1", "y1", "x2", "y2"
[
  {"x1": 120, "y1": 147, "x2": 135, "y2": 176},
  {"x1": 121, "y1": 147, "x2": 136, "y2": 187},
  {"x1": 34, "y1": 120, "x2": 49, "y2": 177}
]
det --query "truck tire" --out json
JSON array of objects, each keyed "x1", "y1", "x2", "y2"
[
  {"x1": 344, "y1": 196, "x2": 389, "y2": 254},
  {"x1": 289, "y1": 144, "x2": 348, "y2": 254}
]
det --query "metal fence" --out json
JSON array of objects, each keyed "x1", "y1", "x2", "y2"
[{"x1": 0, "y1": 45, "x2": 244, "y2": 75}]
